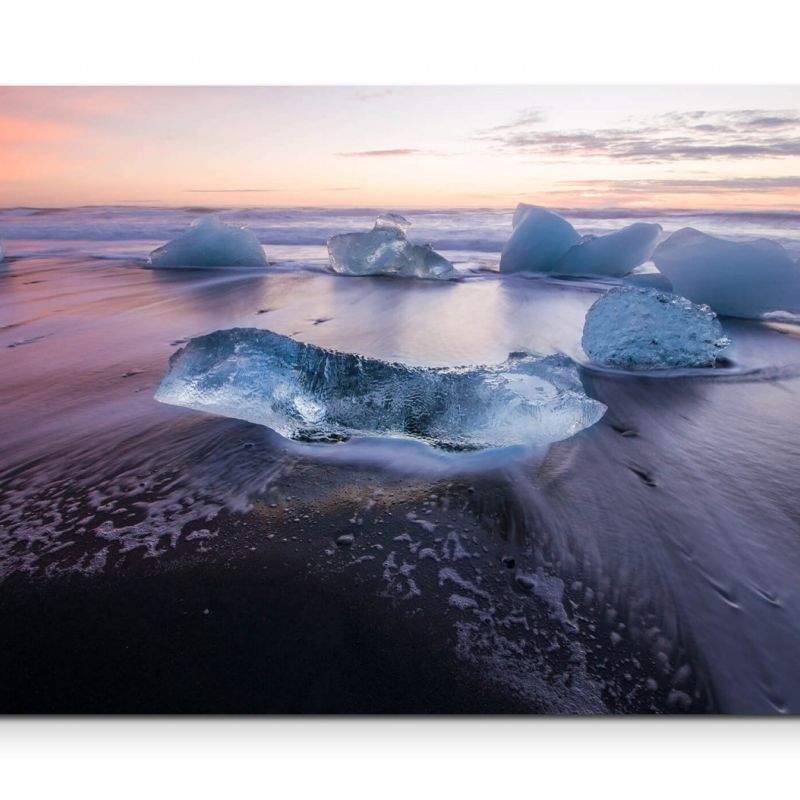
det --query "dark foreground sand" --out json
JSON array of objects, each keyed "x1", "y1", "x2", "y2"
[{"x1": 0, "y1": 427, "x2": 708, "y2": 714}]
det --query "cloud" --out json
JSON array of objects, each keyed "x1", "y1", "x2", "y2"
[
  {"x1": 479, "y1": 109, "x2": 800, "y2": 162},
  {"x1": 479, "y1": 107, "x2": 547, "y2": 133},
  {"x1": 337, "y1": 148, "x2": 423, "y2": 157},
  {"x1": 184, "y1": 188, "x2": 277, "y2": 193},
  {"x1": 559, "y1": 176, "x2": 800, "y2": 193}
]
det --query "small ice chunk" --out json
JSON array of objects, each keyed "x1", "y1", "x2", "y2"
[
  {"x1": 327, "y1": 214, "x2": 456, "y2": 279},
  {"x1": 155, "y1": 328, "x2": 606, "y2": 450},
  {"x1": 500, "y1": 204, "x2": 661, "y2": 277},
  {"x1": 652, "y1": 228, "x2": 800, "y2": 318},
  {"x1": 557, "y1": 223, "x2": 663, "y2": 277},
  {"x1": 0, "y1": 240, "x2": 5, "y2": 262},
  {"x1": 148, "y1": 216, "x2": 267, "y2": 268},
  {"x1": 500, "y1": 205, "x2": 581, "y2": 274},
  {"x1": 582, "y1": 286, "x2": 730, "y2": 369}
]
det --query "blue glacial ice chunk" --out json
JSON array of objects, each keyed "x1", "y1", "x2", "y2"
[
  {"x1": 652, "y1": 227, "x2": 800, "y2": 318},
  {"x1": 327, "y1": 213, "x2": 456, "y2": 279},
  {"x1": 500, "y1": 205, "x2": 581, "y2": 274},
  {"x1": 557, "y1": 222, "x2": 663, "y2": 277},
  {"x1": 155, "y1": 328, "x2": 606, "y2": 450},
  {"x1": 500, "y1": 204, "x2": 662, "y2": 277},
  {"x1": 148, "y1": 216, "x2": 267, "y2": 268},
  {"x1": 582, "y1": 286, "x2": 730, "y2": 370}
]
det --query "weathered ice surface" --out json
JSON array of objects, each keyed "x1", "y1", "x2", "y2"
[
  {"x1": 582, "y1": 286, "x2": 730, "y2": 369},
  {"x1": 500, "y1": 204, "x2": 662, "y2": 277},
  {"x1": 148, "y1": 216, "x2": 268, "y2": 268},
  {"x1": 652, "y1": 227, "x2": 800, "y2": 318},
  {"x1": 327, "y1": 214, "x2": 457, "y2": 279},
  {"x1": 155, "y1": 328, "x2": 606, "y2": 450}
]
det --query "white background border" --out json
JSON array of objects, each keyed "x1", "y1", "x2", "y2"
[
  {"x1": 1, "y1": 718, "x2": 800, "y2": 797},
  {"x1": 2, "y1": 0, "x2": 800, "y2": 85},
  {"x1": 2, "y1": 0, "x2": 800, "y2": 793}
]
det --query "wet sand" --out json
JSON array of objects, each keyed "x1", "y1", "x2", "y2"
[
  {"x1": 3, "y1": 252, "x2": 800, "y2": 713},
  {"x1": 0, "y1": 443, "x2": 703, "y2": 714}
]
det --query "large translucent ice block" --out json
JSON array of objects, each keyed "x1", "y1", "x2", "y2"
[{"x1": 156, "y1": 328, "x2": 606, "y2": 450}]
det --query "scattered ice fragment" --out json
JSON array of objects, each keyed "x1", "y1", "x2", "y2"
[
  {"x1": 652, "y1": 227, "x2": 800, "y2": 318},
  {"x1": 335, "y1": 533, "x2": 354, "y2": 547},
  {"x1": 0, "y1": 240, "x2": 5, "y2": 262},
  {"x1": 500, "y1": 204, "x2": 662, "y2": 277},
  {"x1": 148, "y1": 216, "x2": 267, "y2": 268},
  {"x1": 582, "y1": 286, "x2": 730, "y2": 370},
  {"x1": 327, "y1": 214, "x2": 456, "y2": 279},
  {"x1": 155, "y1": 328, "x2": 606, "y2": 450}
]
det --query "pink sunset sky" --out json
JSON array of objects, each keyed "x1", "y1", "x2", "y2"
[{"x1": 1, "y1": 85, "x2": 799, "y2": 210}]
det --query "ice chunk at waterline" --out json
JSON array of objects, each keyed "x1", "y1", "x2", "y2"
[
  {"x1": 155, "y1": 328, "x2": 606, "y2": 450},
  {"x1": 557, "y1": 222, "x2": 663, "y2": 277},
  {"x1": 582, "y1": 286, "x2": 730, "y2": 370},
  {"x1": 499, "y1": 204, "x2": 662, "y2": 277},
  {"x1": 500, "y1": 206, "x2": 580, "y2": 274},
  {"x1": 652, "y1": 227, "x2": 800, "y2": 318},
  {"x1": 327, "y1": 213, "x2": 457, "y2": 279},
  {"x1": 148, "y1": 216, "x2": 267, "y2": 268}
]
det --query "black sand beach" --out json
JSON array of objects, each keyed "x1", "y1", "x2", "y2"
[{"x1": 2, "y1": 246, "x2": 800, "y2": 714}]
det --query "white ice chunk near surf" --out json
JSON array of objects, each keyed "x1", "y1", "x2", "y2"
[
  {"x1": 558, "y1": 222, "x2": 663, "y2": 277},
  {"x1": 500, "y1": 204, "x2": 662, "y2": 277},
  {"x1": 327, "y1": 213, "x2": 457, "y2": 279},
  {"x1": 652, "y1": 227, "x2": 800, "y2": 318},
  {"x1": 500, "y1": 205, "x2": 581, "y2": 274},
  {"x1": 155, "y1": 328, "x2": 606, "y2": 450},
  {"x1": 148, "y1": 215, "x2": 268, "y2": 268},
  {"x1": 582, "y1": 286, "x2": 730, "y2": 370}
]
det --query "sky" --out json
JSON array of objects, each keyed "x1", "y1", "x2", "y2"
[{"x1": 1, "y1": 85, "x2": 799, "y2": 210}]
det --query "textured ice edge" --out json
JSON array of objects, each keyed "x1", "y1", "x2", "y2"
[
  {"x1": 327, "y1": 213, "x2": 457, "y2": 280},
  {"x1": 155, "y1": 328, "x2": 606, "y2": 451},
  {"x1": 582, "y1": 286, "x2": 730, "y2": 370}
]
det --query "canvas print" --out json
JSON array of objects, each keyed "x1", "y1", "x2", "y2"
[{"x1": 1, "y1": 86, "x2": 799, "y2": 714}]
